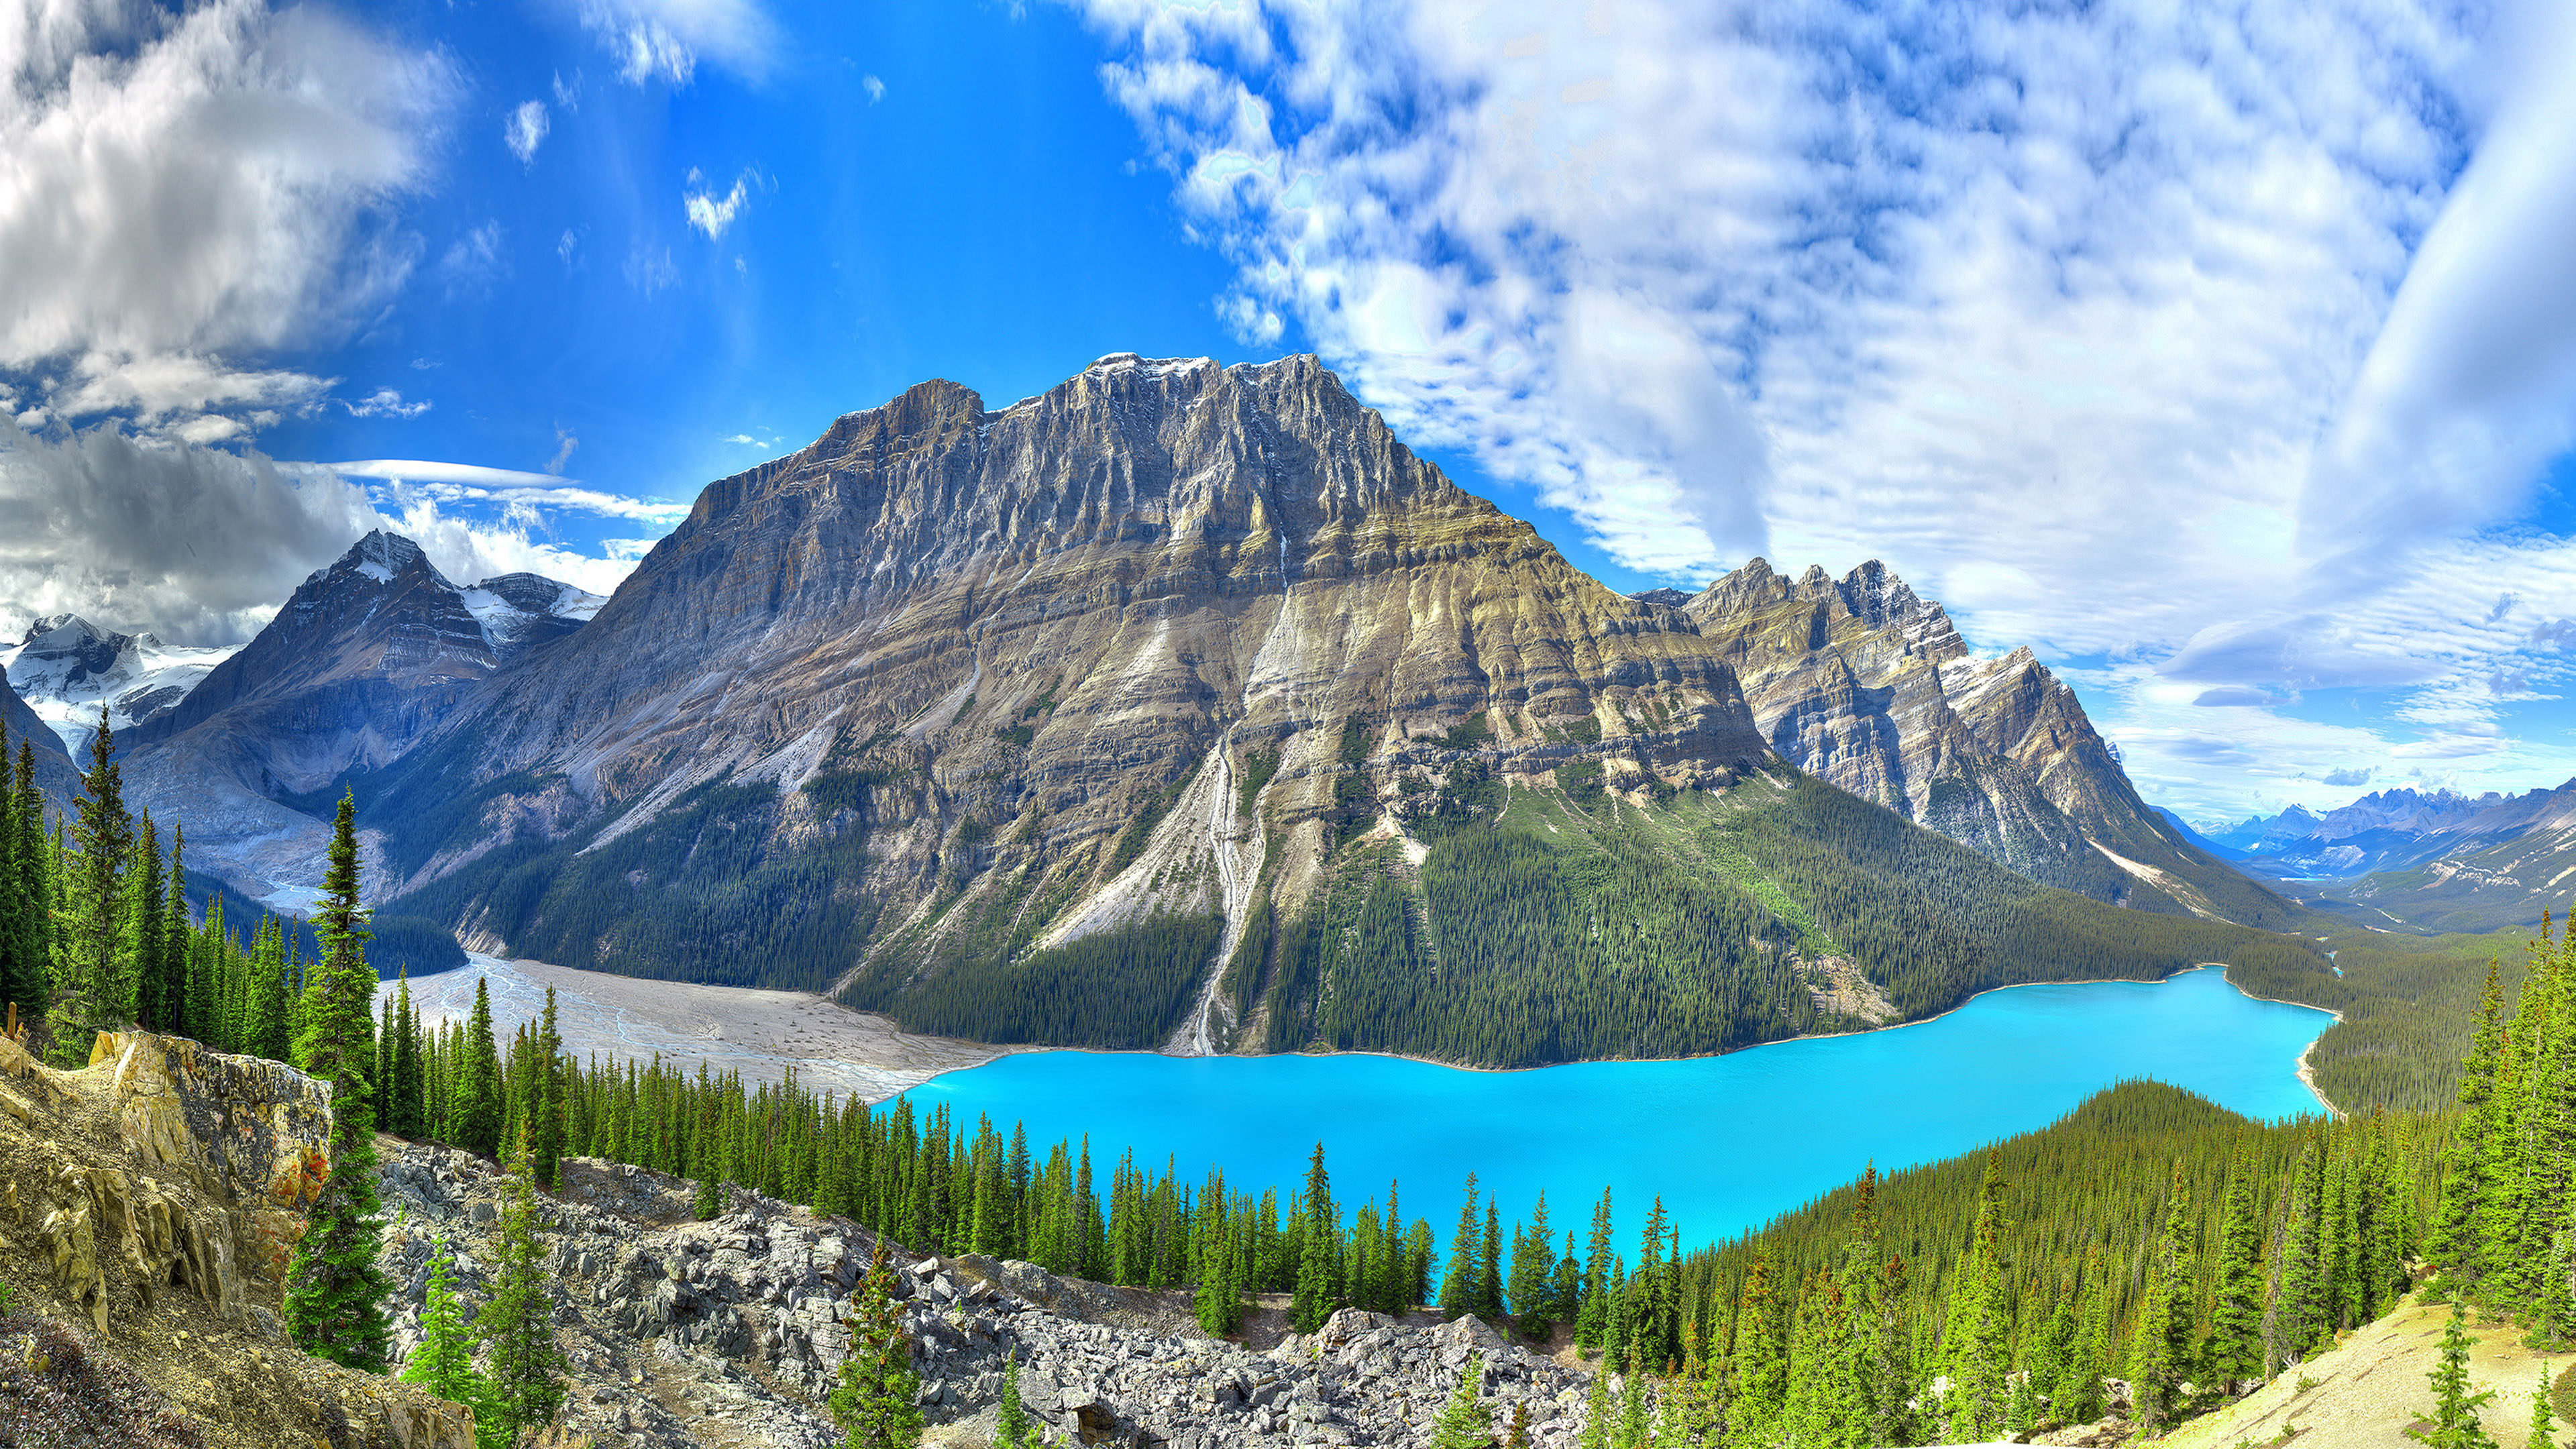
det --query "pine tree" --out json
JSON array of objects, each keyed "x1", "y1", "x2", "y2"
[
  {"x1": 454, "y1": 975, "x2": 503, "y2": 1157},
  {"x1": 398, "y1": 1244, "x2": 500, "y2": 1448},
  {"x1": 2277, "y1": 1136, "x2": 2330, "y2": 1363},
  {"x1": 1430, "y1": 1350, "x2": 1493, "y2": 1449},
  {"x1": 1729, "y1": 1254, "x2": 1786, "y2": 1444},
  {"x1": 1614, "y1": 1345, "x2": 1650, "y2": 1449},
  {"x1": 2205, "y1": 1150, "x2": 2268, "y2": 1393},
  {"x1": 2406, "y1": 1300, "x2": 2499, "y2": 1448},
  {"x1": 1509, "y1": 1193, "x2": 1554, "y2": 1336},
  {"x1": 50, "y1": 708, "x2": 131, "y2": 1065},
  {"x1": 156, "y1": 824, "x2": 187, "y2": 1038},
  {"x1": 995, "y1": 1349, "x2": 1034, "y2": 1449},
  {"x1": 0, "y1": 731, "x2": 22, "y2": 1027},
  {"x1": 1, "y1": 739, "x2": 49, "y2": 1029},
  {"x1": 1442, "y1": 1173, "x2": 1481, "y2": 1320},
  {"x1": 2131, "y1": 1165, "x2": 2198, "y2": 1434},
  {"x1": 390, "y1": 969, "x2": 422, "y2": 1138},
  {"x1": 1293, "y1": 1142, "x2": 1340, "y2": 1333},
  {"x1": 1478, "y1": 1201, "x2": 1505, "y2": 1322},
  {"x1": 1579, "y1": 1364, "x2": 1613, "y2": 1449},
  {"x1": 246, "y1": 916, "x2": 292, "y2": 1062},
  {"x1": 2527, "y1": 1364, "x2": 2558, "y2": 1449},
  {"x1": 832, "y1": 1240, "x2": 924, "y2": 1449},
  {"x1": 482, "y1": 1125, "x2": 568, "y2": 1440},
  {"x1": 1941, "y1": 1150, "x2": 2012, "y2": 1442},
  {"x1": 531, "y1": 986, "x2": 566, "y2": 1188},
  {"x1": 282, "y1": 794, "x2": 390, "y2": 1372},
  {"x1": 1577, "y1": 1188, "x2": 1613, "y2": 1352},
  {"x1": 2054, "y1": 1248, "x2": 2110, "y2": 1424},
  {"x1": 124, "y1": 812, "x2": 165, "y2": 1032}
]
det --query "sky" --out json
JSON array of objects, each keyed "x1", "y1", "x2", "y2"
[{"x1": 3, "y1": 0, "x2": 2576, "y2": 826}]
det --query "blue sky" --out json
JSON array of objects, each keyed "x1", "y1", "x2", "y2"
[{"x1": 5, "y1": 0, "x2": 2576, "y2": 826}]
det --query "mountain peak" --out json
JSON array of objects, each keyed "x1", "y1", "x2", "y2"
[{"x1": 307, "y1": 529, "x2": 440, "y2": 590}]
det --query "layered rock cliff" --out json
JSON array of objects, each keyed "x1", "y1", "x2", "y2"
[
  {"x1": 0, "y1": 1030, "x2": 474, "y2": 1448},
  {"x1": 373, "y1": 354, "x2": 1774, "y2": 1015},
  {"x1": 1684, "y1": 558, "x2": 2295, "y2": 925}
]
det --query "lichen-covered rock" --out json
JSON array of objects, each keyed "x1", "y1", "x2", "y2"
[{"x1": 0, "y1": 1032, "x2": 476, "y2": 1449}]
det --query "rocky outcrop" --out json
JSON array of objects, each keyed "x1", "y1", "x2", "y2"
[
  {"x1": 0, "y1": 1030, "x2": 475, "y2": 1449},
  {"x1": 1684, "y1": 558, "x2": 2294, "y2": 925},
  {"x1": 373, "y1": 1140, "x2": 1603, "y2": 1448}
]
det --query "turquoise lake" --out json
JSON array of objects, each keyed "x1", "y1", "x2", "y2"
[{"x1": 894, "y1": 965, "x2": 2333, "y2": 1245}]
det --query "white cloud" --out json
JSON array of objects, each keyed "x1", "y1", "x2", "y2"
[
  {"x1": 862, "y1": 74, "x2": 884, "y2": 103},
  {"x1": 343, "y1": 387, "x2": 430, "y2": 419},
  {"x1": 0, "y1": 1, "x2": 451, "y2": 435},
  {"x1": 0, "y1": 421, "x2": 653, "y2": 644},
  {"x1": 626, "y1": 243, "x2": 676, "y2": 295},
  {"x1": 505, "y1": 99, "x2": 550, "y2": 164},
  {"x1": 52, "y1": 352, "x2": 331, "y2": 425},
  {"x1": 437, "y1": 221, "x2": 508, "y2": 292},
  {"x1": 685, "y1": 174, "x2": 750, "y2": 239},
  {"x1": 579, "y1": 0, "x2": 776, "y2": 87},
  {"x1": 325, "y1": 460, "x2": 692, "y2": 527},
  {"x1": 1072, "y1": 0, "x2": 2576, "y2": 808}
]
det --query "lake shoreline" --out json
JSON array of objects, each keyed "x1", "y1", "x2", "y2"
[{"x1": 897, "y1": 962, "x2": 2336, "y2": 1117}]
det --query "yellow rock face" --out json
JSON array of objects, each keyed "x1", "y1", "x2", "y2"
[{"x1": 0, "y1": 1031, "x2": 475, "y2": 1449}]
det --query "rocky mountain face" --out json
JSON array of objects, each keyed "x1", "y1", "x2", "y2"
[
  {"x1": 0, "y1": 1030, "x2": 474, "y2": 1448},
  {"x1": 2, "y1": 614, "x2": 235, "y2": 753},
  {"x1": 115, "y1": 531, "x2": 597, "y2": 911},
  {"x1": 1681, "y1": 558, "x2": 2295, "y2": 925},
  {"x1": 371, "y1": 353, "x2": 1774, "y2": 1012}
]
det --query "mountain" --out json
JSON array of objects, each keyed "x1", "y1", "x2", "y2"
[
  {"x1": 345, "y1": 354, "x2": 2322, "y2": 1065},
  {"x1": 2151, "y1": 806, "x2": 2249, "y2": 861},
  {"x1": 2224, "y1": 782, "x2": 2576, "y2": 931},
  {"x1": 119, "y1": 530, "x2": 600, "y2": 909},
  {"x1": 1, "y1": 614, "x2": 233, "y2": 753},
  {"x1": 1, "y1": 667, "x2": 78, "y2": 806},
  {"x1": 1680, "y1": 558, "x2": 2296, "y2": 926}
]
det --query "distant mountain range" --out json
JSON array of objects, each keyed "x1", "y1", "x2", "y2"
[
  {"x1": 9, "y1": 353, "x2": 2328, "y2": 1061},
  {"x1": 2202, "y1": 785, "x2": 2576, "y2": 931}
]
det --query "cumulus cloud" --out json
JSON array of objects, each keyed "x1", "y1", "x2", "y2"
[
  {"x1": 505, "y1": 99, "x2": 550, "y2": 164},
  {"x1": 684, "y1": 173, "x2": 750, "y2": 239},
  {"x1": 0, "y1": 1, "x2": 451, "y2": 436},
  {"x1": 579, "y1": 0, "x2": 775, "y2": 87},
  {"x1": 2321, "y1": 767, "x2": 2376, "y2": 788},
  {"x1": 0, "y1": 422, "x2": 654, "y2": 644},
  {"x1": 861, "y1": 73, "x2": 883, "y2": 103}
]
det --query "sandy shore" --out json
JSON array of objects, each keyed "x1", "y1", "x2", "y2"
[{"x1": 374, "y1": 953, "x2": 1024, "y2": 1103}]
